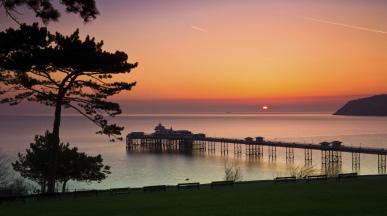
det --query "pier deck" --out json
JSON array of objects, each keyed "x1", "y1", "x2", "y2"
[
  {"x1": 126, "y1": 124, "x2": 387, "y2": 174},
  {"x1": 127, "y1": 134, "x2": 387, "y2": 155}
]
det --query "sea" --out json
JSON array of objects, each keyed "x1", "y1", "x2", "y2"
[{"x1": 0, "y1": 113, "x2": 386, "y2": 190}]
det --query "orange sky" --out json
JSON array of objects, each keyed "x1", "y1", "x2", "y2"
[{"x1": 1, "y1": 0, "x2": 387, "y2": 112}]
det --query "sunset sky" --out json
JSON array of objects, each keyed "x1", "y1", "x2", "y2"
[{"x1": 1, "y1": 0, "x2": 387, "y2": 113}]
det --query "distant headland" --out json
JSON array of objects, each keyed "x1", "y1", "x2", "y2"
[{"x1": 334, "y1": 95, "x2": 387, "y2": 116}]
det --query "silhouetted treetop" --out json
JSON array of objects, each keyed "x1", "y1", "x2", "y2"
[
  {"x1": 1, "y1": 23, "x2": 133, "y2": 73},
  {"x1": 1, "y1": 0, "x2": 98, "y2": 23}
]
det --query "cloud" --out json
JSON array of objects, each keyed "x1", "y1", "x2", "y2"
[
  {"x1": 191, "y1": 26, "x2": 207, "y2": 33},
  {"x1": 300, "y1": 16, "x2": 387, "y2": 35}
]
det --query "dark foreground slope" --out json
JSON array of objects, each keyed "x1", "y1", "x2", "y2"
[
  {"x1": 335, "y1": 95, "x2": 387, "y2": 116},
  {"x1": 1, "y1": 178, "x2": 387, "y2": 216}
]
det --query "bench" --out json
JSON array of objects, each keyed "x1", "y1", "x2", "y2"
[
  {"x1": 210, "y1": 181, "x2": 234, "y2": 189},
  {"x1": 274, "y1": 176, "x2": 296, "y2": 184},
  {"x1": 73, "y1": 190, "x2": 98, "y2": 197},
  {"x1": 177, "y1": 182, "x2": 200, "y2": 191},
  {"x1": 307, "y1": 175, "x2": 327, "y2": 182},
  {"x1": 0, "y1": 190, "x2": 14, "y2": 204},
  {"x1": 0, "y1": 189, "x2": 13, "y2": 198},
  {"x1": 0, "y1": 195, "x2": 26, "y2": 204},
  {"x1": 143, "y1": 185, "x2": 166, "y2": 192},
  {"x1": 337, "y1": 173, "x2": 358, "y2": 180},
  {"x1": 36, "y1": 193, "x2": 62, "y2": 200},
  {"x1": 110, "y1": 187, "x2": 131, "y2": 195}
]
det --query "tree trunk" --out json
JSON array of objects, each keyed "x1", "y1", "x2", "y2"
[
  {"x1": 47, "y1": 75, "x2": 77, "y2": 194},
  {"x1": 62, "y1": 180, "x2": 68, "y2": 193},
  {"x1": 41, "y1": 178, "x2": 46, "y2": 193},
  {"x1": 47, "y1": 99, "x2": 62, "y2": 194}
]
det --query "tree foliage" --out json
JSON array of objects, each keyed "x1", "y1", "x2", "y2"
[
  {"x1": 12, "y1": 133, "x2": 51, "y2": 192},
  {"x1": 1, "y1": 0, "x2": 98, "y2": 23},
  {"x1": 56, "y1": 142, "x2": 111, "y2": 192},
  {"x1": 0, "y1": 23, "x2": 137, "y2": 140},
  {"x1": 13, "y1": 132, "x2": 110, "y2": 193}
]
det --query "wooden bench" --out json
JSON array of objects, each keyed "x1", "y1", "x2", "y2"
[
  {"x1": 110, "y1": 187, "x2": 131, "y2": 195},
  {"x1": 143, "y1": 185, "x2": 166, "y2": 192},
  {"x1": 36, "y1": 193, "x2": 62, "y2": 200},
  {"x1": 210, "y1": 181, "x2": 234, "y2": 189},
  {"x1": 0, "y1": 189, "x2": 13, "y2": 198},
  {"x1": 337, "y1": 173, "x2": 358, "y2": 180},
  {"x1": 0, "y1": 195, "x2": 26, "y2": 204},
  {"x1": 307, "y1": 175, "x2": 327, "y2": 182},
  {"x1": 274, "y1": 176, "x2": 296, "y2": 184},
  {"x1": 177, "y1": 182, "x2": 200, "y2": 191},
  {"x1": 73, "y1": 190, "x2": 98, "y2": 198},
  {"x1": 0, "y1": 190, "x2": 14, "y2": 204}
]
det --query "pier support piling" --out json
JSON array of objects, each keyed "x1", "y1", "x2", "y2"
[
  {"x1": 234, "y1": 143, "x2": 242, "y2": 155},
  {"x1": 352, "y1": 152, "x2": 360, "y2": 173},
  {"x1": 221, "y1": 141, "x2": 228, "y2": 155},
  {"x1": 268, "y1": 146, "x2": 276, "y2": 161},
  {"x1": 245, "y1": 144, "x2": 262, "y2": 159},
  {"x1": 378, "y1": 154, "x2": 386, "y2": 174},
  {"x1": 246, "y1": 144, "x2": 251, "y2": 157},
  {"x1": 286, "y1": 147, "x2": 294, "y2": 164},
  {"x1": 305, "y1": 148, "x2": 312, "y2": 166},
  {"x1": 321, "y1": 149, "x2": 342, "y2": 174},
  {"x1": 257, "y1": 145, "x2": 263, "y2": 158},
  {"x1": 208, "y1": 141, "x2": 215, "y2": 154}
]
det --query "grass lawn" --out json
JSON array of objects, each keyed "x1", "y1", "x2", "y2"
[{"x1": 1, "y1": 178, "x2": 387, "y2": 216}]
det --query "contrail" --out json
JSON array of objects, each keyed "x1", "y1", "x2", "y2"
[
  {"x1": 191, "y1": 26, "x2": 207, "y2": 33},
  {"x1": 300, "y1": 16, "x2": 387, "y2": 35}
]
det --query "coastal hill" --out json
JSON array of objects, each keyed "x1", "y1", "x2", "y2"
[{"x1": 334, "y1": 95, "x2": 387, "y2": 116}]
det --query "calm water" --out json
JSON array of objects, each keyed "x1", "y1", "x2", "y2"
[{"x1": 0, "y1": 114, "x2": 386, "y2": 190}]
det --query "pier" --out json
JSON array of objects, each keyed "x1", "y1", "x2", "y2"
[{"x1": 127, "y1": 124, "x2": 387, "y2": 174}]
